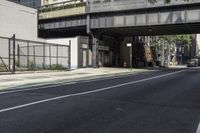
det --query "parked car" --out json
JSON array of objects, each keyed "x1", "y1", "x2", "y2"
[{"x1": 187, "y1": 58, "x2": 199, "y2": 67}]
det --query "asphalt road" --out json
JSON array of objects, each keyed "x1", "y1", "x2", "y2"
[{"x1": 0, "y1": 68, "x2": 200, "y2": 133}]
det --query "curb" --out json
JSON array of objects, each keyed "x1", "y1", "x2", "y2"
[{"x1": 0, "y1": 70, "x2": 152, "y2": 92}]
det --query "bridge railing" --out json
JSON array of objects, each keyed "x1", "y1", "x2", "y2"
[
  {"x1": 39, "y1": 0, "x2": 86, "y2": 20},
  {"x1": 87, "y1": 0, "x2": 200, "y2": 13}
]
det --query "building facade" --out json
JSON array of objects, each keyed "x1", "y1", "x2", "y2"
[
  {"x1": 0, "y1": 0, "x2": 39, "y2": 40},
  {"x1": 0, "y1": 0, "x2": 90, "y2": 69}
]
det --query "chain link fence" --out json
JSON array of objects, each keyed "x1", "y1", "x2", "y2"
[
  {"x1": 0, "y1": 35, "x2": 71, "y2": 73},
  {"x1": 0, "y1": 37, "x2": 10, "y2": 72}
]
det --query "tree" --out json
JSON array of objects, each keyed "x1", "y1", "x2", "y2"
[{"x1": 157, "y1": 35, "x2": 192, "y2": 46}]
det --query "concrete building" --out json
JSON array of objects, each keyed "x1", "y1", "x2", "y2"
[
  {"x1": 0, "y1": 0, "x2": 89, "y2": 70},
  {"x1": 46, "y1": 36, "x2": 92, "y2": 69},
  {"x1": 0, "y1": 0, "x2": 39, "y2": 41},
  {"x1": 40, "y1": 0, "x2": 90, "y2": 69}
]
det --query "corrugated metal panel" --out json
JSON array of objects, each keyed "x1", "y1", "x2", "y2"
[
  {"x1": 187, "y1": 9, "x2": 200, "y2": 22},
  {"x1": 172, "y1": 11, "x2": 185, "y2": 23},
  {"x1": 148, "y1": 13, "x2": 159, "y2": 25},
  {"x1": 159, "y1": 12, "x2": 172, "y2": 24}
]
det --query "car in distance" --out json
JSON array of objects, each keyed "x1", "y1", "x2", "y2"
[{"x1": 187, "y1": 58, "x2": 199, "y2": 67}]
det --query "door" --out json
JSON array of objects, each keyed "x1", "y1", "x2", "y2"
[{"x1": 82, "y1": 49, "x2": 87, "y2": 67}]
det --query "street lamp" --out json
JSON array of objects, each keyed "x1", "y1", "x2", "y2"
[{"x1": 127, "y1": 43, "x2": 132, "y2": 71}]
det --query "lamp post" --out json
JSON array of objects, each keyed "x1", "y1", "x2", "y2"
[{"x1": 127, "y1": 43, "x2": 132, "y2": 71}]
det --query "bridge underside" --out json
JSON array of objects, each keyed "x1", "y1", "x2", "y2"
[
  {"x1": 38, "y1": 22, "x2": 200, "y2": 68},
  {"x1": 38, "y1": 2, "x2": 200, "y2": 68},
  {"x1": 39, "y1": 23, "x2": 200, "y2": 38},
  {"x1": 39, "y1": 26, "x2": 87, "y2": 38},
  {"x1": 91, "y1": 23, "x2": 200, "y2": 37}
]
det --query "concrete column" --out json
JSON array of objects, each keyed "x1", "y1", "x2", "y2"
[
  {"x1": 115, "y1": 40, "x2": 120, "y2": 67},
  {"x1": 92, "y1": 35, "x2": 99, "y2": 68},
  {"x1": 86, "y1": 15, "x2": 90, "y2": 34}
]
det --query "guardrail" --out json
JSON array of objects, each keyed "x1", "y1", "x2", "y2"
[
  {"x1": 87, "y1": 0, "x2": 200, "y2": 13},
  {"x1": 39, "y1": 1, "x2": 86, "y2": 20}
]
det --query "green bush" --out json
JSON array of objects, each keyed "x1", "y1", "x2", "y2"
[
  {"x1": 29, "y1": 60, "x2": 35, "y2": 70},
  {"x1": 50, "y1": 64, "x2": 65, "y2": 70}
]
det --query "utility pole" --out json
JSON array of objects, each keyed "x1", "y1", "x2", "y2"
[
  {"x1": 168, "y1": 44, "x2": 171, "y2": 67},
  {"x1": 127, "y1": 43, "x2": 132, "y2": 71},
  {"x1": 162, "y1": 42, "x2": 165, "y2": 67}
]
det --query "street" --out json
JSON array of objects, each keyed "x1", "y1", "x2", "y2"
[{"x1": 0, "y1": 68, "x2": 200, "y2": 133}]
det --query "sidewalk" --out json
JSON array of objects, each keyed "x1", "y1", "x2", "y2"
[
  {"x1": 168, "y1": 65, "x2": 187, "y2": 68},
  {"x1": 0, "y1": 68, "x2": 154, "y2": 91}
]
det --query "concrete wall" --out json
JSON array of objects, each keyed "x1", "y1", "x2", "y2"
[
  {"x1": 0, "y1": 0, "x2": 43, "y2": 41},
  {"x1": 46, "y1": 37, "x2": 79, "y2": 69},
  {"x1": 196, "y1": 34, "x2": 200, "y2": 57}
]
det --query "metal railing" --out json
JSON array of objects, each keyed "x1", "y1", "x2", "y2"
[
  {"x1": 39, "y1": 0, "x2": 86, "y2": 19},
  {"x1": 88, "y1": 0, "x2": 200, "y2": 13},
  {"x1": 0, "y1": 35, "x2": 71, "y2": 73}
]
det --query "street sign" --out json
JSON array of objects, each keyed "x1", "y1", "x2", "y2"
[{"x1": 127, "y1": 43, "x2": 132, "y2": 47}]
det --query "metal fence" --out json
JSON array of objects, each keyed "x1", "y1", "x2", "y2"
[
  {"x1": 0, "y1": 35, "x2": 71, "y2": 73},
  {"x1": 88, "y1": 0, "x2": 200, "y2": 13}
]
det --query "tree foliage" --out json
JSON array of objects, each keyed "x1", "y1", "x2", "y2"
[{"x1": 157, "y1": 35, "x2": 192, "y2": 46}]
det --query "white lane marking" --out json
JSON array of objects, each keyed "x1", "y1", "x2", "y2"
[
  {"x1": 197, "y1": 122, "x2": 200, "y2": 133},
  {"x1": 0, "y1": 70, "x2": 185, "y2": 113}
]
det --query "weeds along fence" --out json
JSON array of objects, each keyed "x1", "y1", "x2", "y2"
[{"x1": 0, "y1": 35, "x2": 71, "y2": 73}]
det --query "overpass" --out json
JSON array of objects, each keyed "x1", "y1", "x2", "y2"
[
  {"x1": 38, "y1": 0, "x2": 200, "y2": 37},
  {"x1": 38, "y1": 0, "x2": 200, "y2": 67}
]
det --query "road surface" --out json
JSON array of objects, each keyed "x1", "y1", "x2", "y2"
[{"x1": 0, "y1": 68, "x2": 200, "y2": 133}]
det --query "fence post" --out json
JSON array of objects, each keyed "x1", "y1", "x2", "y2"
[
  {"x1": 12, "y1": 34, "x2": 16, "y2": 74},
  {"x1": 17, "y1": 44, "x2": 20, "y2": 67},
  {"x1": 33, "y1": 46, "x2": 36, "y2": 69},
  {"x1": 43, "y1": 44, "x2": 45, "y2": 69},
  {"x1": 56, "y1": 44, "x2": 58, "y2": 68},
  {"x1": 49, "y1": 45, "x2": 51, "y2": 69},
  {"x1": 8, "y1": 39, "x2": 11, "y2": 71},
  {"x1": 27, "y1": 41, "x2": 29, "y2": 69},
  {"x1": 68, "y1": 40, "x2": 71, "y2": 69}
]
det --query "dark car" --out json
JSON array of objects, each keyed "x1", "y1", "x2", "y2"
[{"x1": 187, "y1": 58, "x2": 199, "y2": 67}]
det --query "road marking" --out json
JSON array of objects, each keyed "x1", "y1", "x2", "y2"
[
  {"x1": 197, "y1": 122, "x2": 200, "y2": 133},
  {"x1": 0, "y1": 70, "x2": 184, "y2": 113}
]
